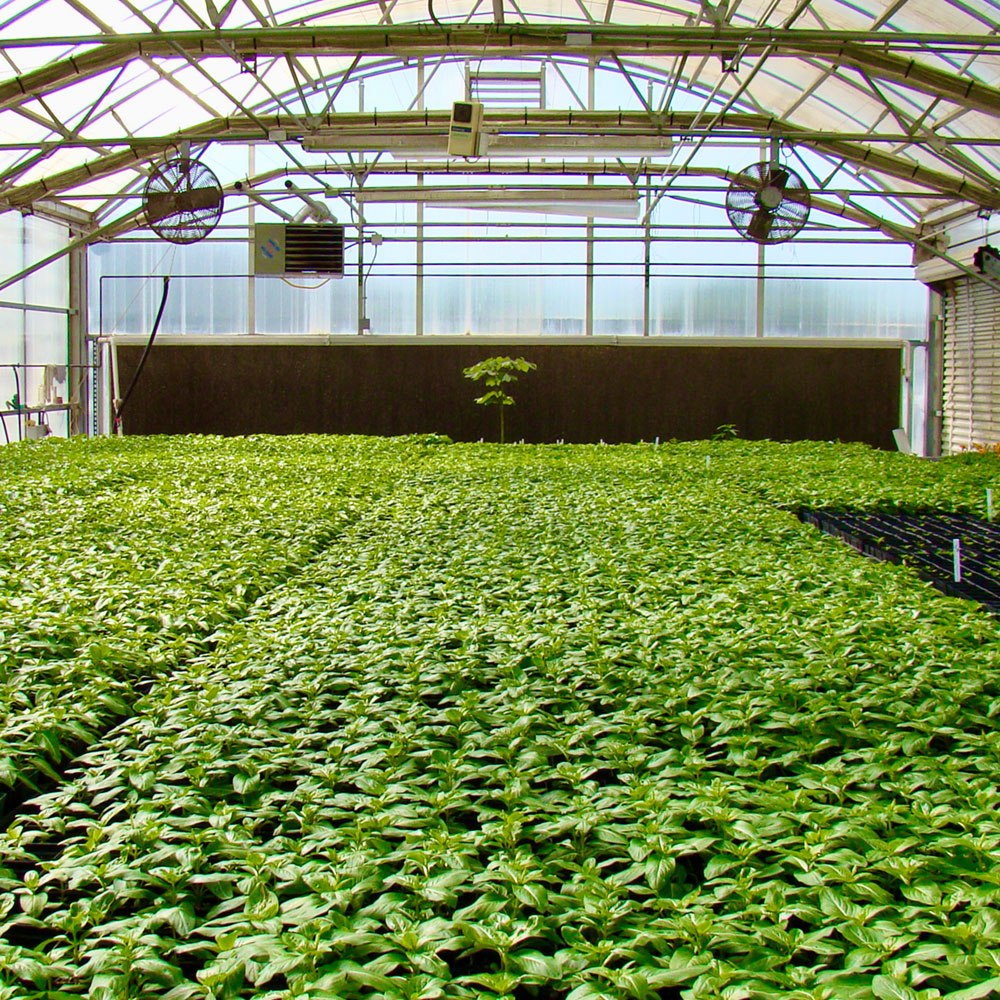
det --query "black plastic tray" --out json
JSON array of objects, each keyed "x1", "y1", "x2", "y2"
[{"x1": 798, "y1": 508, "x2": 1000, "y2": 615}]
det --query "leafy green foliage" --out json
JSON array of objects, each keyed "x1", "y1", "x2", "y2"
[
  {"x1": 462, "y1": 357, "x2": 537, "y2": 443},
  {"x1": 0, "y1": 434, "x2": 440, "y2": 805},
  {"x1": 711, "y1": 424, "x2": 739, "y2": 441},
  {"x1": 0, "y1": 437, "x2": 999, "y2": 999}
]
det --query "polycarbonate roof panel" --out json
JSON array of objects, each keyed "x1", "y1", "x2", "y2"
[{"x1": 0, "y1": 0, "x2": 997, "y2": 238}]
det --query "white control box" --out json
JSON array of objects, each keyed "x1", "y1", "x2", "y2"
[{"x1": 448, "y1": 101, "x2": 484, "y2": 157}]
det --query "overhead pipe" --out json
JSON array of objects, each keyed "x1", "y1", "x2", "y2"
[
  {"x1": 233, "y1": 180, "x2": 295, "y2": 221},
  {"x1": 283, "y1": 179, "x2": 337, "y2": 222}
]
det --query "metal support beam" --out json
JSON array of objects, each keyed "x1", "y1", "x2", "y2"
[
  {"x1": 67, "y1": 236, "x2": 88, "y2": 435},
  {"x1": 642, "y1": 182, "x2": 651, "y2": 337},
  {"x1": 585, "y1": 57, "x2": 594, "y2": 338},
  {"x1": 756, "y1": 136, "x2": 771, "y2": 338},
  {"x1": 5, "y1": 109, "x2": 997, "y2": 213},
  {"x1": 6, "y1": 26, "x2": 1000, "y2": 121},
  {"x1": 247, "y1": 144, "x2": 256, "y2": 336},
  {"x1": 926, "y1": 285, "x2": 944, "y2": 458},
  {"x1": 416, "y1": 57, "x2": 424, "y2": 337}
]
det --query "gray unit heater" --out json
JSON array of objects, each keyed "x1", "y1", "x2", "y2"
[{"x1": 254, "y1": 222, "x2": 345, "y2": 276}]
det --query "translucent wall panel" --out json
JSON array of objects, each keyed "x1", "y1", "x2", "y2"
[
  {"x1": 762, "y1": 239, "x2": 926, "y2": 339},
  {"x1": 650, "y1": 276, "x2": 757, "y2": 336},
  {"x1": 25, "y1": 216, "x2": 67, "y2": 307},
  {"x1": 91, "y1": 240, "x2": 247, "y2": 335},
  {"x1": 422, "y1": 207, "x2": 585, "y2": 335},
  {"x1": 23, "y1": 216, "x2": 70, "y2": 436},
  {"x1": 89, "y1": 232, "x2": 928, "y2": 340},
  {"x1": 762, "y1": 277, "x2": 926, "y2": 339},
  {"x1": 255, "y1": 275, "x2": 357, "y2": 335},
  {"x1": 0, "y1": 212, "x2": 25, "y2": 438},
  {"x1": 0, "y1": 213, "x2": 69, "y2": 442},
  {"x1": 593, "y1": 225, "x2": 642, "y2": 336},
  {"x1": 423, "y1": 272, "x2": 587, "y2": 335},
  {"x1": 359, "y1": 203, "x2": 416, "y2": 335}
]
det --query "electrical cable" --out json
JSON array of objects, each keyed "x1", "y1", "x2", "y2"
[
  {"x1": 113, "y1": 275, "x2": 170, "y2": 431},
  {"x1": 281, "y1": 276, "x2": 334, "y2": 289},
  {"x1": 0, "y1": 414, "x2": 8, "y2": 445},
  {"x1": 364, "y1": 240, "x2": 381, "y2": 284},
  {"x1": 360, "y1": 239, "x2": 381, "y2": 323},
  {"x1": 428, "y1": 0, "x2": 444, "y2": 28}
]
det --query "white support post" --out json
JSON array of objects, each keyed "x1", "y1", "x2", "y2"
[
  {"x1": 926, "y1": 286, "x2": 944, "y2": 458},
  {"x1": 67, "y1": 236, "x2": 88, "y2": 436},
  {"x1": 416, "y1": 185, "x2": 424, "y2": 336},
  {"x1": 357, "y1": 81, "x2": 366, "y2": 335},
  {"x1": 416, "y1": 57, "x2": 424, "y2": 336},
  {"x1": 756, "y1": 138, "x2": 769, "y2": 338},
  {"x1": 643, "y1": 78, "x2": 653, "y2": 337},
  {"x1": 643, "y1": 185, "x2": 651, "y2": 337},
  {"x1": 901, "y1": 339, "x2": 913, "y2": 446},
  {"x1": 357, "y1": 210, "x2": 366, "y2": 335},
  {"x1": 247, "y1": 144, "x2": 256, "y2": 336},
  {"x1": 755, "y1": 239, "x2": 765, "y2": 337},
  {"x1": 585, "y1": 57, "x2": 595, "y2": 337}
]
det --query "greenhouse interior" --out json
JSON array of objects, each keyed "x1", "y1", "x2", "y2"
[{"x1": 3, "y1": 2, "x2": 1000, "y2": 999}]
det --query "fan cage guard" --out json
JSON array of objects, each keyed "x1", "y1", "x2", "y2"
[
  {"x1": 144, "y1": 158, "x2": 224, "y2": 245},
  {"x1": 725, "y1": 162, "x2": 811, "y2": 245}
]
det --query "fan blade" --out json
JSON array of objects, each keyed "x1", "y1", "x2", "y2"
[
  {"x1": 747, "y1": 207, "x2": 774, "y2": 242},
  {"x1": 765, "y1": 167, "x2": 789, "y2": 192},
  {"x1": 146, "y1": 187, "x2": 222, "y2": 224}
]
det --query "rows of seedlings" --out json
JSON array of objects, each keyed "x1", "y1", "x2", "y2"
[
  {"x1": 1, "y1": 445, "x2": 998, "y2": 999},
  {"x1": 700, "y1": 437, "x2": 1000, "y2": 515},
  {"x1": 0, "y1": 435, "x2": 446, "y2": 816}
]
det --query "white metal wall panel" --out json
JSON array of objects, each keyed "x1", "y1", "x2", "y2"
[{"x1": 943, "y1": 277, "x2": 1000, "y2": 453}]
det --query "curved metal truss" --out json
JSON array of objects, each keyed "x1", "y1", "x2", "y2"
[{"x1": 0, "y1": 0, "x2": 998, "y2": 254}]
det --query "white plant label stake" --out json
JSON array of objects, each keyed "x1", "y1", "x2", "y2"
[
  {"x1": 988, "y1": 488, "x2": 994, "y2": 522},
  {"x1": 706, "y1": 456, "x2": 711, "y2": 472},
  {"x1": 953, "y1": 538, "x2": 962, "y2": 583}
]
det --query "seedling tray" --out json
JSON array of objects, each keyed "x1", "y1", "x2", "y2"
[{"x1": 799, "y1": 508, "x2": 1000, "y2": 614}]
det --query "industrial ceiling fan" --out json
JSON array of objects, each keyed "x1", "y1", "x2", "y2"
[
  {"x1": 143, "y1": 156, "x2": 224, "y2": 244},
  {"x1": 726, "y1": 161, "x2": 811, "y2": 244}
]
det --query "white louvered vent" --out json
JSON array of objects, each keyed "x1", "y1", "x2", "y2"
[{"x1": 942, "y1": 276, "x2": 1000, "y2": 453}]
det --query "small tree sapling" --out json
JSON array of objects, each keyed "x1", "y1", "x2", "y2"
[{"x1": 463, "y1": 356, "x2": 537, "y2": 444}]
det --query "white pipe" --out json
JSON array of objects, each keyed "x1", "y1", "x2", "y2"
[
  {"x1": 284, "y1": 180, "x2": 336, "y2": 222},
  {"x1": 234, "y1": 181, "x2": 296, "y2": 222},
  {"x1": 110, "y1": 337, "x2": 121, "y2": 435}
]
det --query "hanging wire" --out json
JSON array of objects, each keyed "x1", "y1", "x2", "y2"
[
  {"x1": 113, "y1": 276, "x2": 171, "y2": 432},
  {"x1": 105, "y1": 242, "x2": 176, "y2": 337},
  {"x1": 281, "y1": 276, "x2": 334, "y2": 289}
]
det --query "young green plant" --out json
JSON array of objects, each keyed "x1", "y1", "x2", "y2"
[{"x1": 463, "y1": 356, "x2": 537, "y2": 444}]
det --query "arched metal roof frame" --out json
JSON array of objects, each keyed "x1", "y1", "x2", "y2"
[
  {"x1": 0, "y1": 0, "x2": 998, "y2": 261},
  {"x1": 3, "y1": 102, "x2": 996, "y2": 212}
]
